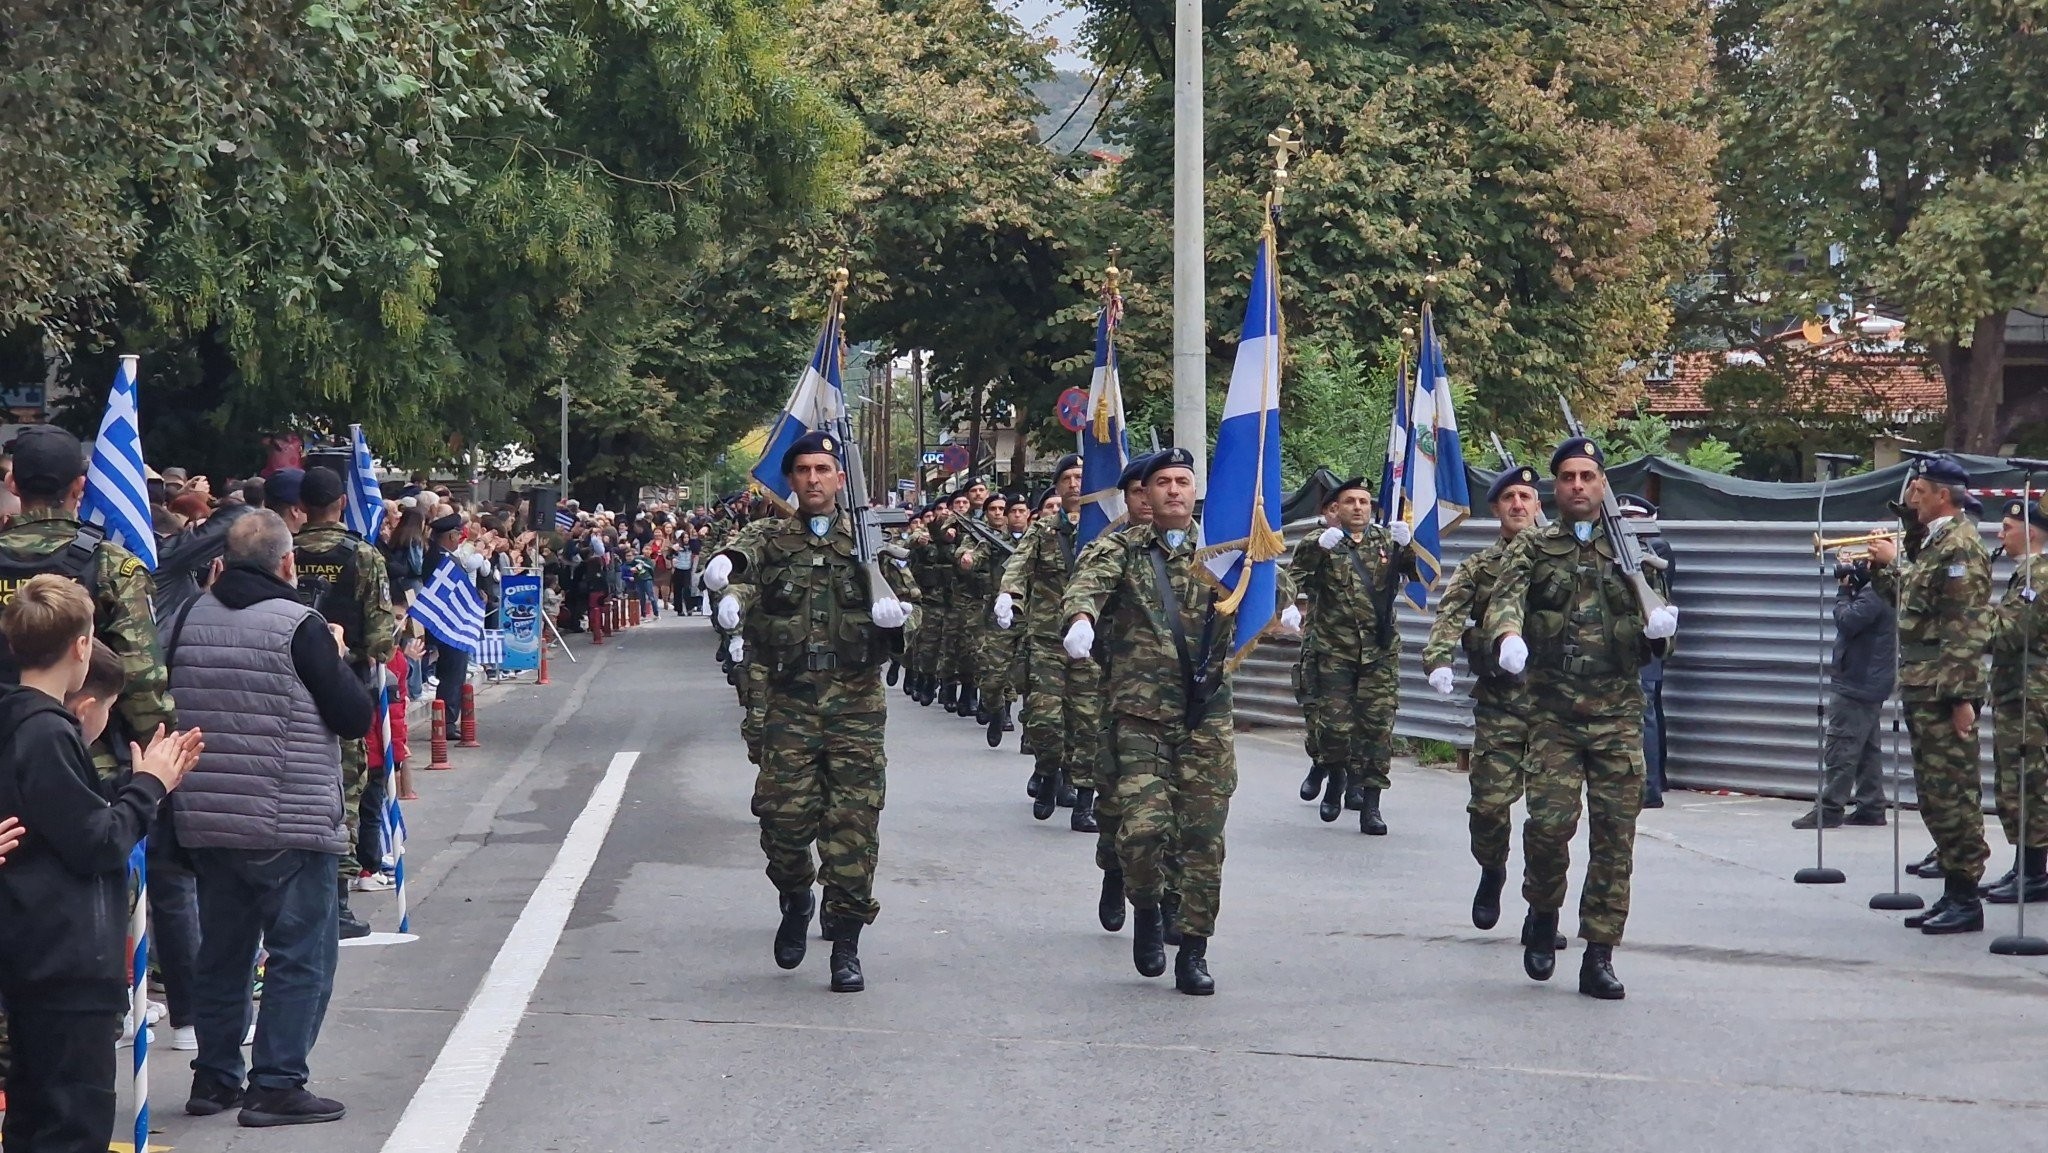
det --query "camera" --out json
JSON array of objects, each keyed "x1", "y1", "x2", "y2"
[{"x1": 1835, "y1": 559, "x2": 1871, "y2": 588}]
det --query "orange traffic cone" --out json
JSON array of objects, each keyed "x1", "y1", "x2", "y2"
[
  {"x1": 429, "y1": 701, "x2": 453, "y2": 769},
  {"x1": 459, "y1": 683, "x2": 480, "y2": 748},
  {"x1": 538, "y1": 644, "x2": 551, "y2": 685}
]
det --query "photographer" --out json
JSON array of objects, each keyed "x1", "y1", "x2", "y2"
[{"x1": 1794, "y1": 554, "x2": 1898, "y2": 828}]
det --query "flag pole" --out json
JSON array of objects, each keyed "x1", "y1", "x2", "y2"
[{"x1": 1172, "y1": 0, "x2": 1206, "y2": 490}]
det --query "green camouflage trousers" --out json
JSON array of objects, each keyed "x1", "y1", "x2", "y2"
[
  {"x1": 1024, "y1": 637, "x2": 1099, "y2": 787},
  {"x1": 752, "y1": 685, "x2": 887, "y2": 925},
  {"x1": 1470, "y1": 703, "x2": 1532, "y2": 870},
  {"x1": 1305, "y1": 653, "x2": 1398, "y2": 791},
  {"x1": 909, "y1": 605, "x2": 941, "y2": 682},
  {"x1": 1523, "y1": 713, "x2": 1644, "y2": 945},
  {"x1": 1993, "y1": 696, "x2": 2048, "y2": 848},
  {"x1": 742, "y1": 658, "x2": 769, "y2": 765},
  {"x1": 1904, "y1": 701, "x2": 1990, "y2": 881},
  {"x1": 1293, "y1": 651, "x2": 1324, "y2": 773},
  {"x1": 1113, "y1": 711, "x2": 1235, "y2": 938},
  {"x1": 978, "y1": 618, "x2": 1022, "y2": 713},
  {"x1": 340, "y1": 737, "x2": 368, "y2": 877},
  {"x1": 936, "y1": 601, "x2": 971, "y2": 684}
]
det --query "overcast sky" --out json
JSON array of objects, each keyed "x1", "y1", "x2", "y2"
[{"x1": 1004, "y1": 0, "x2": 1089, "y2": 70}]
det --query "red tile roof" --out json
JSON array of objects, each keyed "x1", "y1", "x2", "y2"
[{"x1": 1643, "y1": 341, "x2": 1945, "y2": 421}]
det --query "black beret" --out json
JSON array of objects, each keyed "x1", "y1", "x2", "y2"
[
  {"x1": 1118, "y1": 452, "x2": 1156, "y2": 490},
  {"x1": 429, "y1": 511, "x2": 464, "y2": 535},
  {"x1": 1616, "y1": 493, "x2": 1658, "y2": 518},
  {"x1": 266, "y1": 467, "x2": 305, "y2": 507},
  {"x1": 1052, "y1": 453, "x2": 1083, "y2": 479},
  {"x1": 1141, "y1": 446, "x2": 1197, "y2": 482},
  {"x1": 2003, "y1": 498, "x2": 2048, "y2": 531},
  {"x1": 1035, "y1": 486, "x2": 1056, "y2": 508},
  {"x1": 1002, "y1": 491, "x2": 1028, "y2": 506},
  {"x1": 4, "y1": 424, "x2": 86, "y2": 494},
  {"x1": 300, "y1": 465, "x2": 347, "y2": 510},
  {"x1": 1320, "y1": 476, "x2": 1371, "y2": 508},
  {"x1": 1550, "y1": 437, "x2": 1604, "y2": 475},
  {"x1": 1486, "y1": 466, "x2": 1541, "y2": 505},
  {"x1": 780, "y1": 429, "x2": 841, "y2": 477},
  {"x1": 1963, "y1": 493, "x2": 1984, "y2": 517},
  {"x1": 1914, "y1": 454, "x2": 1969, "y2": 486}
]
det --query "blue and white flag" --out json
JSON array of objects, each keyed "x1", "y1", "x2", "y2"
[
  {"x1": 1377, "y1": 342, "x2": 1415, "y2": 531},
  {"x1": 412, "y1": 557, "x2": 485, "y2": 655},
  {"x1": 81, "y1": 354, "x2": 157, "y2": 569},
  {"x1": 1398, "y1": 304, "x2": 1471, "y2": 609},
  {"x1": 1200, "y1": 220, "x2": 1287, "y2": 665},
  {"x1": 749, "y1": 297, "x2": 846, "y2": 509},
  {"x1": 345, "y1": 424, "x2": 386, "y2": 541},
  {"x1": 554, "y1": 506, "x2": 576, "y2": 531},
  {"x1": 1077, "y1": 287, "x2": 1128, "y2": 547}
]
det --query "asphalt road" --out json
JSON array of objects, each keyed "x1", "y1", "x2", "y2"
[{"x1": 138, "y1": 612, "x2": 2048, "y2": 1153}]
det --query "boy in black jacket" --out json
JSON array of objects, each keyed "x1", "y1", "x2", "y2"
[{"x1": 0, "y1": 575, "x2": 202, "y2": 1153}]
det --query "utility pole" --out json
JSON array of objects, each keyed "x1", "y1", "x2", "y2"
[
  {"x1": 911, "y1": 351, "x2": 928, "y2": 499},
  {"x1": 1172, "y1": 0, "x2": 1208, "y2": 491},
  {"x1": 558, "y1": 379, "x2": 570, "y2": 497}
]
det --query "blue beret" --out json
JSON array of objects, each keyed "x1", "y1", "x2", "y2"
[
  {"x1": 1320, "y1": 476, "x2": 1371, "y2": 507},
  {"x1": 1487, "y1": 466, "x2": 1540, "y2": 504},
  {"x1": 780, "y1": 430, "x2": 840, "y2": 476},
  {"x1": 1052, "y1": 453, "x2": 1083, "y2": 479},
  {"x1": 266, "y1": 467, "x2": 305, "y2": 506},
  {"x1": 1141, "y1": 446, "x2": 1197, "y2": 482},
  {"x1": 1119, "y1": 452, "x2": 1156, "y2": 490},
  {"x1": 1914, "y1": 454, "x2": 1969, "y2": 486},
  {"x1": 1963, "y1": 492, "x2": 1983, "y2": 517},
  {"x1": 1616, "y1": 493, "x2": 1658, "y2": 518},
  {"x1": 1550, "y1": 437, "x2": 1604, "y2": 475},
  {"x1": 2003, "y1": 498, "x2": 2048, "y2": 531}
]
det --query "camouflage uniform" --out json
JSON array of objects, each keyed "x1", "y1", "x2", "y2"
[
  {"x1": 1874, "y1": 515, "x2": 1992, "y2": 881},
  {"x1": 715, "y1": 517, "x2": 785, "y2": 763},
  {"x1": 904, "y1": 524, "x2": 944, "y2": 688},
  {"x1": 1424, "y1": 535, "x2": 1532, "y2": 870},
  {"x1": 1990, "y1": 553, "x2": 2048, "y2": 848},
  {"x1": 1003, "y1": 510, "x2": 1096, "y2": 791},
  {"x1": 0, "y1": 506, "x2": 173, "y2": 774},
  {"x1": 934, "y1": 514, "x2": 978, "y2": 692},
  {"x1": 1064, "y1": 524, "x2": 1264, "y2": 938},
  {"x1": 295, "y1": 521, "x2": 398, "y2": 879},
  {"x1": 1485, "y1": 520, "x2": 1661, "y2": 945},
  {"x1": 1287, "y1": 524, "x2": 1413, "y2": 793},
  {"x1": 975, "y1": 528, "x2": 1030, "y2": 715},
  {"x1": 737, "y1": 512, "x2": 914, "y2": 927},
  {"x1": 951, "y1": 517, "x2": 999, "y2": 704}
]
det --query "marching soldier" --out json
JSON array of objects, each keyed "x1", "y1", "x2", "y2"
[
  {"x1": 1293, "y1": 501, "x2": 1341, "y2": 806},
  {"x1": 293, "y1": 466, "x2": 398, "y2": 938},
  {"x1": 1286, "y1": 478, "x2": 1415, "y2": 834},
  {"x1": 1985, "y1": 496, "x2": 2048, "y2": 904},
  {"x1": 957, "y1": 492, "x2": 1008, "y2": 730},
  {"x1": 1486, "y1": 436, "x2": 1678, "y2": 1000},
  {"x1": 1062, "y1": 448, "x2": 1300, "y2": 994},
  {"x1": 1423, "y1": 465, "x2": 1544, "y2": 932},
  {"x1": 709, "y1": 511, "x2": 788, "y2": 765},
  {"x1": 977, "y1": 494, "x2": 1033, "y2": 745},
  {"x1": 720, "y1": 431, "x2": 914, "y2": 993},
  {"x1": 1867, "y1": 454, "x2": 1992, "y2": 933},
  {"x1": 998, "y1": 454, "x2": 1097, "y2": 828}
]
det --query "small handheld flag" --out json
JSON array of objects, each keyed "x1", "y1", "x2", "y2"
[
  {"x1": 412, "y1": 557, "x2": 485, "y2": 655},
  {"x1": 82, "y1": 354, "x2": 158, "y2": 569},
  {"x1": 345, "y1": 425, "x2": 386, "y2": 541}
]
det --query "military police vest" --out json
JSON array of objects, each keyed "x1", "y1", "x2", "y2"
[
  {"x1": 0, "y1": 524, "x2": 106, "y2": 683},
  {"x1": 294, "y1": 531, "x2": 365, "y2": 657}
]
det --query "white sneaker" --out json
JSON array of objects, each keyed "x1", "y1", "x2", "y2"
[
  {"x1": 353, "y1": 871, "x2": 395, "y2": 892},
  {"x1": 145, "y1": 999, "x2": 168, "y2": 1025},
  {"x1": 171, "y1": 1025, "x2": 198, "y2": 1051},
  {"x1": 244, "y1": 1016, "x2": 257, "y2": 1046},
  {"x1": 116, "y1": 1018, "x2": 155, "y2": 1048}
]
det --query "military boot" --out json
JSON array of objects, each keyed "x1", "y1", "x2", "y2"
[
  {"x1": 886, "y1": 659, "x2": 901, "y2": 687},
  {"x1": 1344, "y1": 781, "x2": 1366, "y2": 812},
  {"x1": 338, "y1": 877, "x2": 371, "y2": 941},
  {"x1": 1056, "y1": 774, "x2": 1079, "y2": 809},
  {"x1": 1920, "y1": 874, "x2": 1985, "y2": 934},
  {"x1": 1986, "y1": 847, "x2": 2048, "y2": 904},
  {"x1": 1522, "y1": 908, "x2": 1560, "y2": 981},
  {"x1": 1903, "y1": 892, "x2": 1954, "y2": 929},
  {"x1": 1299, "y1": 765, "x2": 1325, "y2": 802},
  {"x1": 987, "y1": 709, "x2": 1006, "y2": 748},
  {"x1": 1099, "y1": 870, "x2": 1126, "y2": 932},
  {"x1": 1358, "y1": 788, "x2": 1387, "y2": 836},
  {"x1": 1160, "y1": 891, "x2": 1185, "y2": 947},
  {"x1": 828, "y1": 919, "x2": 865, "y2": 992},
  {"x1": 1319, "y1": 769, "x2": 1345, "y2": 823},
  {"x1": 1980, "y1": 850, "x2": 2019, "y2": 896},
  {"x1": 1175, "y1": 935, "x2": 1215, "y2": 996},
  {"x1": 1578, "y1": 942, "x2": 1625, "y2": 1000},
  {"x1": 1031, "y1": 772, "x2": 1057, "y2": 820},
  {"x1": 938, "y1": 681, "x2": 958, "y2": 712},
  {"x1": 1070, "y1": 787, "x2": 1098, "y2": 833},
  {"x1": 959, "y1": 685, "x2": 980, "y2": 720},
  {"x1": 1906, "y1": 848, "x2": 1942, "y2": 878},
  {"x1": 1472, "y1": 866, "x2": 1508, "y2": 930},
  {"x1": 1131, "y1": 904, "x2": 1167, "y2": 977},
  {"x1": 1026, "y1": 771, "x2": 1042, "y2": 799},
  {"x1": 774, "y1": 890, "x2": 814, "y2": 969}
]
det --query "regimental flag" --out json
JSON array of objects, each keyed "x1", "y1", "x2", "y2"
[
  {"x1": 1397, "y1": 304, "x2": 1471, "y2": 609},
  {"x1": 749, "y1": 296, "x2": 847, "y2": 510},
  {"x1": 81, "y1": 354, "x2": 157, "y2": 569},
  {"x1": 1077, "y1": 285, "x2": 1128, "y2": 547},
  {"x1": 1199, "y1": 216, "x2": 1287, "y2": 666},
  {"x1": 412, "y1": 557, "x2": 485, "y2": 655},
  {"x1": 345, "y1": 425, "x2": 386, "y2": 542}
]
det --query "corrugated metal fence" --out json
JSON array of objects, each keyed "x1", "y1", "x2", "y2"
[{"x1": 1236, "y1": 518, "x2": 2010, "y2": 802}]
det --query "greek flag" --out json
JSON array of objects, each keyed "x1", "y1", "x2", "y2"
[
  {"x1": 749, "y1": 298, "x2": 846, "y2": 509},
  {"x1": 1398, "y1": 305, "x2": 1471, "y2": 609},
  {"x1": 1377, "y1": 340, "x2": 1414, "y2": 531},
  {"x1": 412, "y1": 557, "x2": 485, "y2": 655},
  {"x1": 1077, "y1": 288, "x2": 1129, "y2": 547},
  {"x1": 345, "y1": 425, "x2": 386, "y2": 541},
  {"x1": 555, "y1": 506, "x2": 575, "y2": 531},
  {"x1": 1200, "y1": 219, "x2": 1286, "y2": 665},
  {"x1": 81, "y1": 354, "x2": 157, "y2": 569}
]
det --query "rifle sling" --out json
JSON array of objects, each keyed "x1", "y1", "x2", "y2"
[{"x1": 1148, "y1": 545, "x2": 1218, "y2": 728}]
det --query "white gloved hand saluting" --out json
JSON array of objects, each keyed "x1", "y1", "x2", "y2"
[
  {"x1": 702, "y1": 554, "x2": 733, "y2": 592},
  {"x1": 1317, "y1": 526, "x2": 1345, "y2": 551},
  {"x1": 1645, "y1": 604, "x2": 1680, "y2": 640},
  {"x1": 993, "y1": 592, "x2": 1016, "y2": 630},
  {"x1": 727, "y1": 636, "x2": 745, "y2": 663},
  {"x1": 1498, "y1": 635, "x2": 1529, "y2": 676},
  {"x1": 1388, "y1": 520, "x2": 1413, "y2": 547},
  {"x1": 715, "y1": 594, "x2": 742, "y2": 631},
  {"x1": 1063, "y1": 618, "x2": 1096, "y2": 661},
  {"x1": 869, "y1": 598, "x2": 911, "y2": 630},
  {"x1": 1279, "y1": 605, "x2": 1303, "y2": 634},
  {"x1": 1428, "y1": 667, "x2": 1456, "y2": 696}
]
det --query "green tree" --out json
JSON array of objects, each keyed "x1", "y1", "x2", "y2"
[{"x1": 1278, "y1": 336, "x2": 1400, "y2": 491}]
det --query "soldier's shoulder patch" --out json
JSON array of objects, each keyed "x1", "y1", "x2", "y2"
[
  {"x1": 117, "y1": 554, "x2": 147, "y2": 580},
  {"x1": 1948, "y1": 563, "x2": 1968, "y2": 579}
]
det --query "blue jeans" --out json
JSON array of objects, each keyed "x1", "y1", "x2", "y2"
[
  {"x1": 635, "y1": 577, "x2": 657, "y2": 617},
  {"x1": 437, "y1": 644, "x2": 470, "y2": 732},
  {"x1": 1641, "y1": 674, "x2": 1667, "y2": 802},
  {"x1": 189, "y1": 848, "x2": 340, "y2": 1091},
  {"x1": 145, "y1": 847, "x2": 201, "y2": 1028}
]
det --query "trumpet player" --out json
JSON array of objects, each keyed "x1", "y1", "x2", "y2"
[{"x1": 1866, "y1": 455, "x2": 1993, "y2": 934}]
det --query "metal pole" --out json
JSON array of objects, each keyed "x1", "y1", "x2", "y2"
[
  {"x1": 558, "y1": 379, "x2": 570, "y2": 496},
  {"x1": 1172, "y1": 0, "x2": 1207, "y2": 490},
  {"x1": 1798, "y1": 452, "x2": 1857, "y2": 884},
  {"x1": 912, "y1": 352, "x2": 928, "y2": 499},
  {"x1": 1995, "y1": 460, "x2": 2048, "y2": 955}
]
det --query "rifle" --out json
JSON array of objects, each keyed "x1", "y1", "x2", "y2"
[
  {"x1": 955, "y1": 511, "x2": 1019, "y2": 560},
  {"x1": 1555, "y1": 393, "x2": 1669, "y2": 615},
  {"x1": 829, "y1": 409, "x2": 908, "y2": 601}
]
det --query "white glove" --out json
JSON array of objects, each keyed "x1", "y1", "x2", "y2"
[
  {"x1": 1498, "y1": 635, "x2": 1528, "y2": 676},
  {"x1": 869, "y1": 597, "x2": 911, "y2": 630},
  {"x1": 993, "y1": 592, "x2": 1016, "y2": 630},
  {"x1": 1428, "y1": 667, "x2": 1456, "y2": 696},
  {"x1": 1389, "y1": 520, "x2": 1413, "y2": 547},
  {"x1": 1063, "y1": 618, "x2": 1096, "y2": 661},
  {"x1": 1317, "y1": 526, "x2": 1344, "y2": 551},
  {"x1": 1645, "y1": 604, "x2": 1679, "y2": 640},
  {"x1": 1279, "y1": 605, "x2": 1303, "y2": 634},
  {"x1": 715, "y1": 594, "x2": 742, "y2": 630},
  {"x1": 702, "y1": 554, "x2": 733, "y2": 592},
  {"x1": 727, "y1": 636, "x2": 745, "y2": 662}
]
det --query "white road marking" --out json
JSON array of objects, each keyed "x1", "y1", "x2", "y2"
[{"x1": 379, "y1": 750, "x2": 642, "y2": 1153}]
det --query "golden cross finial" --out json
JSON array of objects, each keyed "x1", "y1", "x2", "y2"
[
  {"x1": 1104, "y1": 245, "x2": 1122, "y2": 295},
  {"x1": 831, "y1": 267, "x2": 850, "y2": 295},
  {"x1": 1266, "y1": 125, "x2": 1303, "y2": 210}
]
